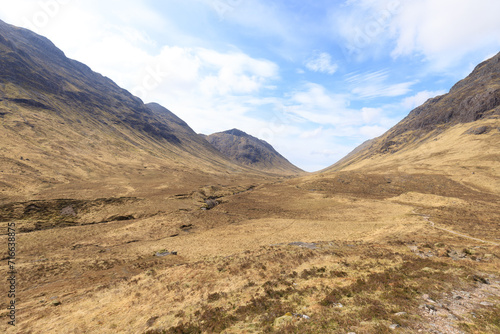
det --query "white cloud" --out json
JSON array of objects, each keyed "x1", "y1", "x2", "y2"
[
  {"x1": 400, "y1": 90, "x2": 447, "y2": 111},
  {"x1": 197, "y1": 49, "x2": 279, "y2": 95},
  {"x1": 305, "y1": 52, "x2": 338, "y2": 74},
  {"x1": 300, "y1": 127, "x2": 323, "y2": 139},
  {"x1": 290, "y1": 83, "x2": 347, "y2": 109},
  {"x1": 352, "y1": 81, "x2": 415, "y2": 98},
  {"x1": 332, "y1": 0, "x2": 500, "y2": 70},
  {"x1": 285, "y1": 83, "x2": 357, "y2": 126},
  {"x1": 361, "y1": 107, "x2": 383, "y2": 123},
  {"x1": 391, "y1": 0, "x2": 500, "y2": 64},
  {"x1": 345, "y1": 69, "x2": 388, "y2": 84},
  {"x1": 272, "y1": 127, "x2": 358, "y2": 172},
  {"x1": 311, "y1": 149, "x2": 341, "y2": 158},
  {"x1": 360, "y1": 125, "x2": 387, "y2": 138},
  {"x1": 345, "y1": 70, "x2": 416, "y2": 98},
  {"x1": 131, "y1": 47, "x2": 280, "y2": 136},
  {"x1": 200, "y1": 0, "x2": 298, "y2": 47},
  {"x1": 332, "y1": 0, "x2": 400, "y2": 60}
]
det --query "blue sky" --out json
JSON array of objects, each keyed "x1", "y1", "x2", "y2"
[{"x1": 2, "y1": 0, "x2": 500, "y2": 171}]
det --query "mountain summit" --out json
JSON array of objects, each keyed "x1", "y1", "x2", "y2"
[{"x1": 206, "y1": 129, "x2": 303, "y2": 174}]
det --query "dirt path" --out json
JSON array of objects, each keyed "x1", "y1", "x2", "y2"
[{"x1": 414, "y1": 210, "x2": 500, "y2": 246}]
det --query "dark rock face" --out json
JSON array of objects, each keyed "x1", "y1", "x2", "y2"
[
  {"x1": 206, "y1": 129, "x2": 303, "y2": 174},
  {"x1": 384, "y1": 53, "x2": 500, "y2": 147},
  {"x1": 406, "y1": 54, "x2": 500, "y2": 126},
  {"x1": 0, "y1": 18, "x2": 252, "y2": 192},
  {"x1": 0, "y1": 19, "x2": 182, "y2": 144}
]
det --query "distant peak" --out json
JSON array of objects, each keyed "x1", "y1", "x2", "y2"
[
  {"x1": 222, "y1": 128, "x2": 247, "y2": 137},
  {"x1": 206, "y1": 129, "x2": 303, "y2": 174}
]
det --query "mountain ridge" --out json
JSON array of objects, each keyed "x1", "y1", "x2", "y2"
[
  {"x1": 0, "y1": 19, "x2": 279, "y2": 201},
  {"x1": 325, "y1": 52, "x2": 500, "y2": 173},
  {"x1": 206, "y1": 128, "x2": 303, "y2": 175}
]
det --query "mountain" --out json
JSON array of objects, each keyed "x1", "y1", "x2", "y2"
[
  {"x1": 0, "y1": 20, "x2": 265, "y2": 201},
  {"x1": 1, "y1": 20, "x2": 499, "y2": 334},
  {"x1": 206, "y1": 128, "x2": 303, "y2": 175},
  {"x1": 324, "y1": 53, "x2": 500, "y2": 192}
]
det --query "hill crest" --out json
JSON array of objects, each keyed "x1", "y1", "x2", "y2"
[{"x1": 206, "y1": 129, "x2": 303, "y2": 175}]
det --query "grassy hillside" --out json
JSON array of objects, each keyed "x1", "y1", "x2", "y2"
[
  {"x1": 0, "y1": 20, "x2": 271, "y2": 203},
  {"x1": 326, "y1": 53, "x2": 500, "y2": 180}
]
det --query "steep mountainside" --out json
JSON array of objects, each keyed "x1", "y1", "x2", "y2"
[
  {"x1": 0, "y1": 20, "x2": 261, "y2": 201},
  {"x1": 206, "y1": 129, "x2": 303, "y2": 174},
  {"x1": 324, "y1": 52, "x2": 500, "y2": 192}
]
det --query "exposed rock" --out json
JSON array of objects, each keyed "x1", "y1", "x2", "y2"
[
  {"x1": 274, "y1": 313, "x2": 293, "y2": 327},
  {"x1": 60, "y1": 205, "x2": 76, "y2": 216},
  {"x1": 465, "y1": 125, "x2": 490, "y2": 135},
  {"x1": 107, "y1": 215, "x2": 135, "y2": 222},
  {"x1": 292, "y1": 313, "x2": 311, "y2": 320},
  {"x1": 417, "y1": 275, "x2": 500, "y2": 333},
  {"x1": 146, "y1": 316, "x2": 159, "y2": 327},
  {"x1": 447, "y1": 249, "x2": 467, "y2": 260},
  {"x1": 206, "y1": 129, "x2": 303, "y2": 174},
  {"x1": 289, "y1": 242, "x2": 318, "y2": 249},
  {"x1": 422, "y1": 303, "x2": 437, "y2": 315},
  {"x1": 154, "y1": 250, "x2": 177, "y2": 257},
  {"x1": 180, "y1": 224, "x2": 193, "y2": 230},
  {"x1": 203, "y1": 198, "x2": 219, "y2": 210},
  {"x1": 473, "y1": 275, "x2": 490, "y2": 285}
]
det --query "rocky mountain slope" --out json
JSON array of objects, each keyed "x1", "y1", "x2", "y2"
[
  {"x1": 0, "y1": 20, "x2": 269, "y2": 201},
  {"x1": 206, "y1": 129, "x2": 303, "y2": 175},
  {"x1": 324, "y1": 53, "x2": 500, "y2": 193}
]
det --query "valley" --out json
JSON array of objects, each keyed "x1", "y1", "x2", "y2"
[
  {"x1": 1, "y1": 157, "x2": 499, "y2": 333},
  {"x1": 0, "y1": 18, "x2": 499, "y2": 334}
]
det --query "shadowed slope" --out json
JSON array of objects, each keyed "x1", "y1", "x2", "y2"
[
  {"x1": 206, "y1": 129, "x2": 303, "y2": 175},
  {"x1": 0, "y1": 20, "x2": 269, "y2": 201}
]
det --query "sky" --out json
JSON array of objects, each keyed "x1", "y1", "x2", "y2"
[{"x1": 1, "y1": 0, "x2": 500, "y2": 172}]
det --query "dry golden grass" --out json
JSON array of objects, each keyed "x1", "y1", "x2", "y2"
[
  {"x1": 330, "y1": 118, "x2": 500, "y2": 194},
  {"x1": 0, "y1": 115, "x2": 499, "y2": 333},
  {"x1": 0, "y1": 157, "x2": 499, "y2": 333},
  {"x1": 1, "y1": 23, "x2": 499, "y2": 333}
]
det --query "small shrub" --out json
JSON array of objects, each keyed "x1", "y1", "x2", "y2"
[
  {"x1": 330, "y1": 270, "x2": 348, "y2": 278},
  {"x1": 207, "y1": 292, "x2": 226, "y2": 303},
  {"x1": 166, "y1": 323, "x2": 202, "y2": 334}
]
